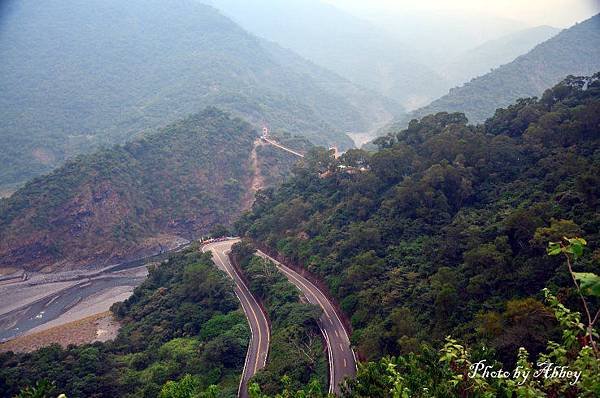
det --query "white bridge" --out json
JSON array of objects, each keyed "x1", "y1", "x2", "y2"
[
  {"x1": 261, "y1": 127, "x2": 305, "y2": 158},
  {"x1": 261, "y1": 126, "x2": 340, "y2": 159}
]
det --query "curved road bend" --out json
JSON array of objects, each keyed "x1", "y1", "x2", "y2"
[
  {"x1": 256, "y1": 250, "x2": 357, "y2": 395},
  {"x1": 202, "y1": 240, "x2": 270, "y2": 398}
]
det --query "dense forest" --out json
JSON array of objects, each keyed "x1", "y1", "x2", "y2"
[
  {"x1": 231, "y1": 243, "x2": 327, "y2": 394},
  {"x1": 237, "y1": 74, "x2": 600, "y2": 373},
  {"x1": 0, "y1": 109, "x2": 286, "y2": 273},
  {"x1": 406, "y1": 14, "x2": 600, "y2": 124},
  {"x1": 0, "y1": 0, "x2": 399, "y2": 189},
  {"x1": 0, "y1": 248, "x2": 249, "y2": 397}
]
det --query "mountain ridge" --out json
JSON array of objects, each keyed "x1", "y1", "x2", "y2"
[
  {"x1": 237, "y1": 73, "x2": 600, "y2": 365},
  {"x1": 441, "y1": 25, "x2": 561, "y2": 87},
  {"x1": 407, "y1": 14, "x2": 600, "y2": 124}
]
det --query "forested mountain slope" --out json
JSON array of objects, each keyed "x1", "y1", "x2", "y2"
[
  {"x1": 409, "y1": 15, "x2": 600, "y2": 124},
  {"x1": 0, "y1": 0, "x2": 398, "y2": 189},
  {"x1": 208, "y1": 0, "x2": 448, "y2": 109},
  {"x1": 0, "y1": 109, "x2": 299, "y2": 274},
  {"x1": 238, "y1": 74, "x2": 600, "y2": 366}
]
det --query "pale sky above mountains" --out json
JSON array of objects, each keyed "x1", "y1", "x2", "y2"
[{"x1": 324, "y1": 0, "x2": 600, "y2": 27}]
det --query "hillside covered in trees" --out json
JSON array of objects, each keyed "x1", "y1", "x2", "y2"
[
  {"x1": 0, "y1": 109, "x2": 300, "y2": 274},
  {"x1": 408, "y1": 14, "x2": 600, "y2": 124},
  {"x1": 0, "y1": 0, "x2": 398, "y2": 190},
  {"x1": 237, "y1": 73, "x2": 600, "y2": 370}
]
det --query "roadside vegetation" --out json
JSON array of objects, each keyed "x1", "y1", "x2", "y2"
[
  {"x1": 341, "y1": 237, "x2": 599, "y2": 397},
  {"x1": 238, "y1": 74, "x2": 600, "y2": 364}
]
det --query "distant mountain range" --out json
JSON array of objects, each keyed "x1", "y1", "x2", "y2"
[
  {"x1": 441, "y1": 25, "x2": 561, "y2": 87},
  {"x1": 205, "y1": 0, "x2": 570, "y2": 119},
  {"x1": 353, "y1": 8, "x2": 532, "y2": 68},
  {"x1": 207, "y1": 0, "x2": 448, "y2": 110},
  {"x1": 408, "y1": 14, "x2": 600, "y2": 124},
  {"x1": 0, "y1": 0, "x2": 399, "y2": 190}
]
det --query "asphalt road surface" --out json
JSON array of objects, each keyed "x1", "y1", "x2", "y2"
[
  {"x1": 256, "y1": 250, "x2": 357, "y2": 394},
  {"x1": 202, "y1": 240, "x2": 270, "y2": 398}
]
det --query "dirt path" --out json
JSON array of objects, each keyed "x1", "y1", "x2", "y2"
[
  {"x1": 242, "y1": 139, "x2": 266, "y2": 211},
  {"x1": 0, "y1": 187, "x2": 16, "y2": 199}
]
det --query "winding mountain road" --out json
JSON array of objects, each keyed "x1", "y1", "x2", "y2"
[
  {"x1": 204, "y1": 239, "x2": 356, "y2": 396},
  {"x1": 202, "y1": 240, "x2": 270, "y2": 398},
  {"x1": 256, "y1": 250, "x2": 357, "y2": 394}
]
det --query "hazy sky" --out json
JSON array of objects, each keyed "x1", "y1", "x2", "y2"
[{"x1": 323, "y1": 0, "x2": 600, "y2": 27}]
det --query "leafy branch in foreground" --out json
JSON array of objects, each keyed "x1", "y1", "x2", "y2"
[{"x1": 547, "y1": 237, "x2": 600, "y2": 357}]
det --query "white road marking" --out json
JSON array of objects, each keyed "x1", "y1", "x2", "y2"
[
  {"x1": 322, "y1": 328, "x2": 335, "y2": 394},
  {"x1": 202, "y1": 240, "x2": 271, "y2": 398},
  {"x1": 215, "y1": 246, "x2": 266, "y2": 373},
  {"x1": 256, "y1": 250, "x2": 357, "y2": 393}
]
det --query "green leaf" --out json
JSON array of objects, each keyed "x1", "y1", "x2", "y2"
[
  {"x1": 571, "y1": 243, "x2": 584, "y2": 258},
  {"x1": 574, "y1": 272, "x2": 600, "y2": 297},
  {"x1": 564, "y1": 237, "x2": 587, "y2": 259},
  {"x1": 547, "y1": 247, "x2": 562, "y2": 256},
  {"x1": 565, "y1": 237, "x2": 587, "y2": 245},
  {"x1": 547, "y1": 242, "x2": 562, "y2": 256}
]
